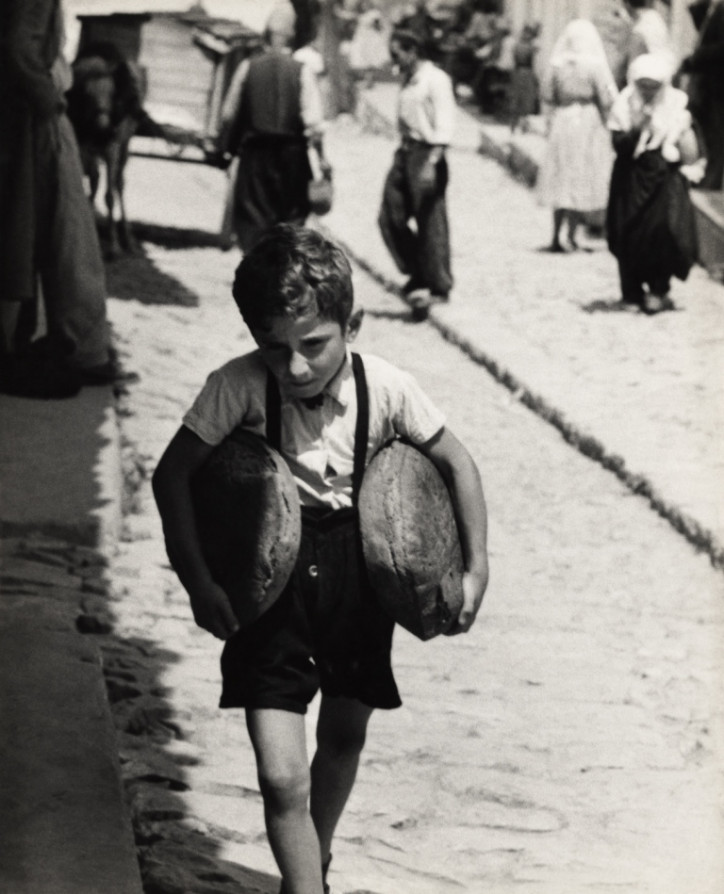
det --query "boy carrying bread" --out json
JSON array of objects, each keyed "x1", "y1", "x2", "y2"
[{"x1": 152, "y1": 224, "x2": 489, "y2": 894}]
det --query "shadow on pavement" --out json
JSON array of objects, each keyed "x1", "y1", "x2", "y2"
[
  {"x1": 365, "y1": 307, "x2": 421, "y2": 322},
  {"x1": 105, "y1": 249, "x2": 200, "y2": 307},
  {"x1": 580, "y1": 298, "x2": 684, "y2": 315},
  {"x1": 130, "y1": 221, "x2": 225, "y2": 250},
  {"x1": 93, "y1": 623, "x2": 278, "y2": 894}
]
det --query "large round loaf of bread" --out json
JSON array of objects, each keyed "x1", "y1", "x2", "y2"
[
  {"x1": 358, "y1": 439, "x2": 464, "y2": 640},
  {"x1": 191, "y1": 428, "x2": 301, "y2": 628}
]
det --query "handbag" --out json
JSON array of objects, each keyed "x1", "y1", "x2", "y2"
[{"x1": 307, "y1": 145, "x2": 333, "y2": 216}]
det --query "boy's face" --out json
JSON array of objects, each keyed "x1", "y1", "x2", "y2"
[{"x1": 252, "y1": 305, "x2": 360, "y2": 400}]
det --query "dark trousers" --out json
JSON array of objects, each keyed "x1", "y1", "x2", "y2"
[
  {"x1": 233, "y1": 138, "x2": 310, "y2": 254},
  {"x1": 219, "y1": 508, "x2": 400, "y2": 713},
  {"x1": 618, "y1": 258, "x2": 671, "y2": 304},
  {"x1": 378, "y1": 144, "x2": 453, "y2": 296}
]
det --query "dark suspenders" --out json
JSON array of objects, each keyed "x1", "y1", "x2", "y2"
[
  {"x1": 350, "y1": 353, "x2": 369, "y2": 503},
  {"x1": 265, "y1": 353, "x2": 369, "y2": 504},
  {"x1": 265, "y1": 368, "x2": 282, "y2": 453}
]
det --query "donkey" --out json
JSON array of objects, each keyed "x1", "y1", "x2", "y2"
[{"x1": 66, "y1": 42, "x2": 147, "y2": 257}]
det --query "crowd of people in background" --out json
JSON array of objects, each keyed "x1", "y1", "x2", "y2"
[
  {"x1": 1, "y1": 4, "x2": 722, "y2": 893},
  {"x1": 532, "y1": 0, "x2": 721, "y2": 314},
  {"x1": 2, "y1": 0, "x2": 723, "y2": 400},
  {"x1": 372, "y1": 0, "x2": 720, "y2": 315}
]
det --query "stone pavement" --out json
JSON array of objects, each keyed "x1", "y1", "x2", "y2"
[
  {"x1": 1, "y1": 84, "x2": 723, "y2": 894},
  {"x1": 101, "y1": 233, "x2": 724, "y2": 893},
  {"x1": 351, "y1": 81, "x2": 724, "y2": 565},
  {"x1": 105, "y1": 97, "x2": 723, "y2": 891}
]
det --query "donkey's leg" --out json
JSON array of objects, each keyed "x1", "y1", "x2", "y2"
[
  {"x1": 103, "y1": 144, "x2": 122, "y2": 258},
  {"x1": 116, "y1": 128, "x2": 138, "y2": 253}
]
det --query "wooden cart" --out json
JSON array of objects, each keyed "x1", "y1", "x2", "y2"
[{"x1": 75, "y1": 9, "x2": 261, "y2": 163}]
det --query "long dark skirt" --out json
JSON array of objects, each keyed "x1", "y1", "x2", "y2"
[{"x1": 607, "y1": 148, "x2": 698, "y2": 290}]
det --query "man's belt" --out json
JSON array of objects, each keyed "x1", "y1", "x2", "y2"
[{"x1": 400, "y1": 136, "x2": 447, "y2": 151}]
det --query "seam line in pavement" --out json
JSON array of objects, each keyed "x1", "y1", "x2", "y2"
[{"x1": 328, "y1": 229, "x2": 724, "y2": 575}]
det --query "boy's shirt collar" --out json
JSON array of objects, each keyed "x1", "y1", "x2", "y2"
[{"x1": 280, "y1": 350, "x2": 353, "y2": 410}]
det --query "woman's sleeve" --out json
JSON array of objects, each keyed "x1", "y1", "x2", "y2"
[{"x1": 595, "y1": 62, "x2": 618, "y2": 117}]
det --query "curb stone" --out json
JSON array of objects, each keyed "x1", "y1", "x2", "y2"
[{"x1": 0, "y1": 537, "x2": 143, "y2": 894}]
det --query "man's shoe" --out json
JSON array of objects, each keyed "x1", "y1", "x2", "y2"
[
  {"x1": 401, "y1": 277, "x2": 425, "y2": 295},
  {"x1": 642, "y1": 293, "x2": 665, "y2": 315}
]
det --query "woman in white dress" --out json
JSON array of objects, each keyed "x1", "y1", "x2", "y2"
[{"x1": 537, "y1": 19, "x2": 618, "y2": 252}]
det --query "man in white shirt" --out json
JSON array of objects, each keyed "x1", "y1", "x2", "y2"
[{"x1": 378, "y1": 26, "x2": 455, "y2": 308}]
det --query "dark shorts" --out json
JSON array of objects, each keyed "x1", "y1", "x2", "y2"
[{"x1": 219, "y1": 507, "x2": 401, "y2": 714}]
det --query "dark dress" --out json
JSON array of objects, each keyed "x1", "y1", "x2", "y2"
[
  {"x1": 607, "y1": 130, "x2": 698, "y2": 302},
  {"x1": 0, "y1": 0, "x2": 109, "y2": 367},
  {"x1": 510, "y1": 39, "x2": 539, "y2": 122}
]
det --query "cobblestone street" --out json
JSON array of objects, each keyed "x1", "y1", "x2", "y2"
[{"x1": 96, "y1": 107, "x2": 724, "y2": 894}]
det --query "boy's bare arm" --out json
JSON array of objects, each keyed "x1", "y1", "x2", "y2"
[
  {"x1": 152, "y1": 427, "x2": 239, "y2": 640},
  {"x1": 420, "y1": 427, "x2": 489, "y2": 634}
]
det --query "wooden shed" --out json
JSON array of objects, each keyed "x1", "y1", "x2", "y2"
[{"x1": 76, "y1": 9, "x2": 261, "y2": 148}]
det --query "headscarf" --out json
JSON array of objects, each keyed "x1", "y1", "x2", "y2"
[
  {"x1": 627, "y1": 51, "x2": 675, "y2": 86},
  {"x1": 549, "y1": 18, "x2": 610, "y2": 70},
  {"x1": 608, "y1": 53, "x2": 692, "y2": 159}
]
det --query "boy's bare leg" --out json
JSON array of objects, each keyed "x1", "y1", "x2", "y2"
[
  {"x1": 246, "y1": 708, "x2": 324, "y2": 894},
  {"x1": 310, "y1": 695, "x2": 374, "y2": 862}
]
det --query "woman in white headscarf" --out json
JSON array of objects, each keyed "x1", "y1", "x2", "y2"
[
  {"x1": 536, "y1": 19, "x2": 618, "y2": 252},
  {"x1": 606, "y1": 53, "x2": 701, "y2": 314}
]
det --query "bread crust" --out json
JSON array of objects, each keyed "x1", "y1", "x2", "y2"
[
  {"x1": 359, "y1": 439, "x2": 464, "y2": 640},
  {"x1": 192, "y1": 428, "x2": 301, "y2": 627}
]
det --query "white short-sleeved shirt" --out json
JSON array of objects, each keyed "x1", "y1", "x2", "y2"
[
  {"x1": 397, "y1": 60, "x2": 455, "y2": 146},
  {"x1": 183, "y1": 351, "x2": 446, "y2": 510}
]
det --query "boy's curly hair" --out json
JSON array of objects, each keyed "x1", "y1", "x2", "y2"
[{"x1": 232, "y1": 225, "x2": 354, "y2": 331}]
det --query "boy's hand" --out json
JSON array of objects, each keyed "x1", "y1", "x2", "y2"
[
  {"x1": 447, "y1": 568, "x2": 488, "y2": 635},
  {"x1": 188, "y1": 580, "x2": 240, "y2": 640}
]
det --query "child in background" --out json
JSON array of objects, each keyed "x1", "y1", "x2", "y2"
[
  {"x1": 510, "y1": 21, "x2": 541, "y2": 132},
  {"x1": 152, "y1": 224, "x2": 489, "y2": 894}
]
